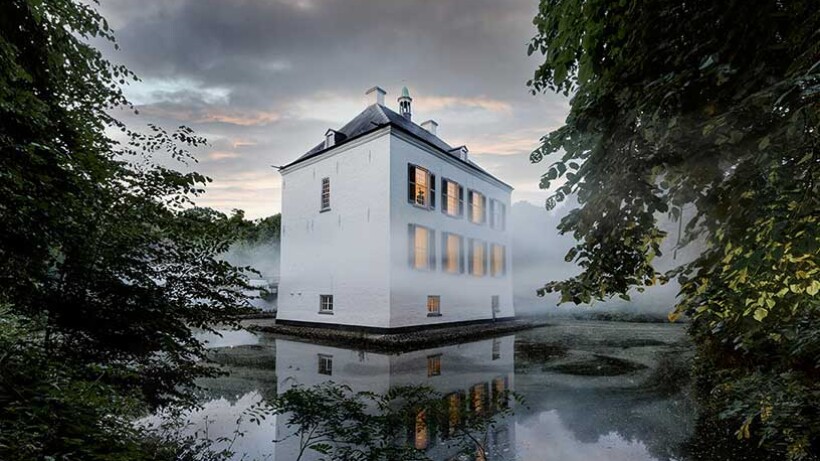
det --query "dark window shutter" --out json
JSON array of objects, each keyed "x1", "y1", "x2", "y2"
[
  {"x1": 481, "y1": 196, "x2": 487, "y2": 223},
  {"x1": 502, "y1": 245, "x2": 507, "y2": 275},
  {"x1": 430, "y1": 174, "x2": 436, "y2": 209},
  {"x1": 441, "y1": 179, "x2": 448, "y2": 214},
  {"x1": 459, "y1": 236, "x2": 465, "y2": 273},
  {"x1": 483, "y1": 241, "x2": 489, "y2": 273},
  {"x1": 458, "y1": 186, "x2": 464, "y2": 216},
  {"x1": 408, "y1": 224, "x2": 415, "y2": 267},
  {"x1": 467, "y1": 191, "x2": 473, "y2": 221},
  {"x1": 441, "y1": 232, "x2": 449, "y2": 269},
  {"x1": 407, "y1": 164, "x2": 415, "y2": 203},
  {"x1": 467, "y1": 239, "x2": 474, "y2": 274},
  {"x1": 428, "y1": 228, "x2": 436, "y2": 270},
  {"x1": 489, "y1": 199, "x2": 495, "y2": 227}
]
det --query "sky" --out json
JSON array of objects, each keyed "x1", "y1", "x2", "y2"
[{"x1": 95, "y1": 0, "x2": 570, "y2": 218}]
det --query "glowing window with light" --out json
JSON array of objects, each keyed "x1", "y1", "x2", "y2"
[
  {"x1": 408, "y1": 165, "x2": 435, "y2": 209},
  {"x1": 469, "y1": 190, "x2": 486, "y2": 224},
  {"x1": 447, "y1": 393, "x2": 461, "y2": 436},
  {"x1": 470, "y1": 383, "x2": 487, "y2": 416},
  {"x1": 491, "y1": 244, "x2": 506, "y2": 276},
  {"x1": 414, "y1": 410, "x2": 428, "y2": 450},
  {"x1": 410, "y1": 225, "x2": 435, "y2": 270},
  {"x1": 442, "y1": 179, "x2": 462, "y2": 217},
  {"x1": 443, "y1": 233, "x2": 462, "y2": 274},
  {"x1": 470, "y1": 239, "x2": 486, "y2": 277},
  {"x1": 427, "y1": 295, "x2": 440, "y2": 316},
  {"x1": 427, "y1": 354, "x2": 441, "y2": 377}
]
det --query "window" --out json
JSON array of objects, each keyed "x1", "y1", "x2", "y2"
[
  {"x1": 492, "y1": 376, "x2": 509, "y2": 411},
  {"x1": 446, "y1": 393, "x2": 462, "y2": 436},
  {"x1": 427, "y1": 354, "x2": 442, "y2": 377},
  {"x1": 441, "y1": 179, "x2": 463, "y2": 217},
  {"x1": 408, "y1": 224, "x2": 435, "y2": 270},
  {"x1": 427, "y1": 295, "x2": 441, "y2": 316},
  {"x1": 407, "y1": 164, "x2": 436, "y2": 209},
  {"x1": 468, "y1": 239, "x2": 487, "y2": 277},
  {"x1": 441, "y1": 232, "x2": 464, "y2": 274},
  {"x1": 490, "y1": 199, "x2": 506, "y2": 230},
  {"x1": 468, "y1": 190, "x2": 486, "y2": 224},
  {"x1": 492, "y1": 338, "x2": 501, "y2": 360},
  {"x1": 491, "y1": 295, "x2": 500, "y2": 313},
  {"x1": 319, "y1": 294, "x2": 334, "y2": 314},
  {"x1": 470, "y1": 383, "x2": 488, "y2": 416},
  {"x1": 491, "y1": 244, "x2": 506, "y2": 277},
  {"x1": 414, "y1": 410, "x2": 428, "y2": 450},
  {"x1": 320, "y1": 177, "x2": 330, "y2": 211},
  {"x1": 318, "y1": 354, "x2": 333, "y2": 375}
]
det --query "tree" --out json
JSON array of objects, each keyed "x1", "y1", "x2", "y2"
[
  {"x1": 0, "y1": 0, "x2": 252, "y2": 458},
  {"x1": 528, "y1": 1, "x2": 819, "y2": 458}
]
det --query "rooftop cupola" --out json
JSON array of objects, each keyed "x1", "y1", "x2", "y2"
[{"x1": 398, "y1": 86, "x2": 412, "y2": 121}]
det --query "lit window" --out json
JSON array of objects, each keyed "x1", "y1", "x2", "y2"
[
  {"x1": 470, "y1": 383, "x2": 488, "y2": 416},
  {"x1": 441, "y1": 179, "x2": 463, "y2": 217},
  {"x1": 491, "y1": 244, "x2": 506, "y2": 277},
  {"x1": 469, "y1": 239, "x2": 486, "y2": 277},
  {"x1": 407, "y1": 164, "x2": 436, "y2": 209},
  {"x1": 427, "y1": 295, "x2": 441, "y2": 316},
  {"x1": 320, "y1": 177, "x2": 330, "y2": 211},
  {"x1": 447, "y1": 393, "x2": 461, "y2": 436},
  {"x1": 442, "y1": 233, "x2": 464, "y2": 274},
  {"x1": 319, "y1": 294, "x2": 333, "y2": 314},
  {"x1": 318, "y1": 354, "x2": 332, "y2": 375},
  {"x1": 468, "y1": 190, "x2": 486, "y2": 224},
  {"x1": 492, "y1": 376, "x2": 508, "y2": 411},
  {"x1": 414, "y1": 410, "x2": 428, "y2": 449},
  {"x1": 490, "y1": 199, "x2": 506, "y2": 230},
  {"x1": 408, "y1": 224, "x2": 435, "y2": 270},
  {"x1": 427, "y1": 354, "x2": 441, "y2": 377}
]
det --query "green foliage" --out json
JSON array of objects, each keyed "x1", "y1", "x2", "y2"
[
  {"x1": 528, "y1": 0, "x2": 819, "y2": 458},
  {"x1": 0, "y1": 0, "x2": 254, "y2": 459},
  {"x1": 264, "y1": 382, "x2": 519, "y2": 461}
]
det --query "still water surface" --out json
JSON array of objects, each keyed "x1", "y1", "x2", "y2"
[{"x1": 166, "y1": 321, "x2": 695, "y2": 460}]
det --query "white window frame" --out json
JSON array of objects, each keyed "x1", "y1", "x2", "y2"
[
  {"x1": 468, "y1": 190, "x2": 486, "y2": 225},
  {"x1": 441, "y1": 178, "x2": 463, "y2": 218},
  {"x1": 468, "y1": 238, "x2": 487, "y2": 277},
  {"x1": 318, "y1": 354, "x2": 333, "y2": 375},
  {"x1": 441, "y1": 232, "x2": 464, "y2": 274},
  {"x1": 490, "y1": 243, "x2": 506, "y2": 277},
  {"x1": 319, "y1": 294, "x2": 334, "y2": 314},
  {"x1": 408, "y1": 164, "x2": 436, "y2": 210},
  {"x1": 320, "y1": 177, "x2": 331, "y2": 212},
  {"x1": 490, "y1": 199, "x2": 506, "y2": 230},
  {"x1": 408, "y1": 224, "x2": 436, "y2": 271}
]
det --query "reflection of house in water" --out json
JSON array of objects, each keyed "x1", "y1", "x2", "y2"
[{"x1": 275, "y1": 336, "x2": 516, "y2": 460}]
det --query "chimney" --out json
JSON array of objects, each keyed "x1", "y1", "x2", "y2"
[
  {"x1": 365, "y1": 86, "x2": 386, "y2": 106},
  {"x1": 421, "y1": 120, "x2": 438, "y2": 136}
]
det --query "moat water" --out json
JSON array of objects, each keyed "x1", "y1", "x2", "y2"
[{"x1": 152, "y1": 320, "x2": 699, "y2": 460}]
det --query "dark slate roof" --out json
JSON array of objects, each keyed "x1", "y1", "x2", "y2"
[{"x1": 283, "y1": 104, "x2": 511, "y2": 189}]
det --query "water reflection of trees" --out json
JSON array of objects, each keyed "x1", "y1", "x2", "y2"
[{"x1": 258, "y1": 382, "x2": 519, "y2": 461}]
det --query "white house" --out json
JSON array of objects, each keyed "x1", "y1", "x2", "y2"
[{"x1": 277, "y1": 86, "x2": 514, "y2": 331}]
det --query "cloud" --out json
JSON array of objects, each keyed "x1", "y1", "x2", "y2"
[
  {"x1": 416, "y1": 96, "x2": 513, "y2": 114},
  {"x1": 138, "y1": 104, "x2": 281, "y2": 127}
]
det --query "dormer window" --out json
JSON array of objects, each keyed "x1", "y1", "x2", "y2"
[
  {"x1": 324, "y1": 130, "x2": 336, "y2": 149},
  {"x1": 458, "y1": 146, "x2": 468, "y2": 161}
]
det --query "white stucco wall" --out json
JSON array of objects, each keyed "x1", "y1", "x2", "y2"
[
  {"x1": 277, "y1": 129, "x2": 393, "y2": 327},
  {"x1": 277, "y1": 125, "x2": 514, "y2": 330},
  {"x1": 388, "y1": 132, "x2": 514, "y2": 328}
]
